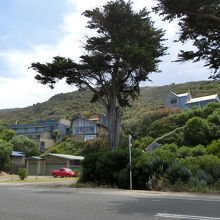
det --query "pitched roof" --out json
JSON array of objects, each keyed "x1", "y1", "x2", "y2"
[
  {"x1": 186, "y1": 94, "x2": 219, "y2": 104},
  {"x1": 45, "y1": 153, "x2": 84, "y2": 160},
  {"x1": 169, "y1": 91, "x2": 189, "y2": 98},
  {"x1": 176, "y1": 93, "x2": 189, "y2": 97}
]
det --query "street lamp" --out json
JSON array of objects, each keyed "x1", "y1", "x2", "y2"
[{"x1": 128, "y1": 135, "x2": 132, "y2": 190}]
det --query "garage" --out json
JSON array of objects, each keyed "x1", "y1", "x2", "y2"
[
  {"x1": 26, "y1": 157, "x2": 44, "y2": 176},
  {"x1": 45, "y1": 163, "x2": 66, "y2": 175},
  {"x1": 26, "y1": 153, "x2": 84, "y2": 176}
]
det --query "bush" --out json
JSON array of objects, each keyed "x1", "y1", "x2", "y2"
[
  {"x1": 18, "y1": 168, "x2": 27, "y2": 180},
  {"x1": 148, "y1": 119, "x2": 175, "y2": 139},
  {"x1": 0, "y1": 139, "x2": 13, "y2": 172},
  {"x1": 191, "y1": 145, "x2": 206, "y2": 157},
  {"x1": 133, "y1": 136, "x2": 154, "y2": 150},
  {"x1": 197, "y1": 155, "x2": 220, "y2": 183},
  {"x1": 166, "y1": 161, "x2": 192, "y2": 184},
  {"x1": 207, "y1": 139, "x2": 220, "y2": 157},
  {"x1": 178, "y1": 146, "x2": 192, "y2": 158},
  {"x1": 183, "y1": 117, "x2": 210, "y2": 146},
  {"x1": 81, "y1": 138, "x2": 108, "y2": 155}
]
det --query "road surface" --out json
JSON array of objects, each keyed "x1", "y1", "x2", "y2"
[{"x1": 0, "y1": 185, "x2": 220, "y2": 220}]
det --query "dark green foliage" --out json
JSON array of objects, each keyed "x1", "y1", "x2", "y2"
[
  {"x1": 183, "y1": 117, "x2": 210, "y2": 146},
  {"x1": 154, "y1": 0, "x2": 220, "y2": 78},
  {"x1": 18, "y1": 168, "x2": 28, "y2": 180},
  {"x1": 95, "y1": 150, "x2": 129, "y2": 186},
  {"x1": 79, "y1": 152, "x2": 103, "y2": 183},
  {"x1": 148, "y1": 119, "x2": 174, "y2": 138},
  {"x1": 191, "y1": 145, "x2": 206, "y2": 157},
  {"x1": 207, "y1": 139, "x2": 220, "y2": 157},
  {"x1": 166, "y1": 161, "x2": 192, "y2": 184},
  {"x1": 0, "y1": 127, "x2": 16, "y2": 142},
  {"x1": 0, "y1": 139, "x2": 13, "y2": 172},
  {"x1": 81, "y1": 138, "x2": 108, "y2": 155},
  {"x1": 155, "y1": 127, "x2": 184, "y2": 146},
  {"x1": 197, "y1": 155, "x2": 220, "y2": 182},
  {"x1": 203, "y1": 102, "x2": 220, "y2": 118},
  {"x1": 10, "y1": 135, "x2": 39, "y2": 157},
  {"x1": 177, "y1": 146, "x2": 192, "y2": 158},
  {"x1": 133, "y1": 136, "x2": 154, "y2": 150}
]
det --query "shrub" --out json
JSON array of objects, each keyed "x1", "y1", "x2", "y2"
[
  {"x1": 81, "y1": 138, "x2": 108, "y2": 155},
  {"x1": 163, "y1": 143, "x2": 178, "y2": 153},
  {"x1": 207, "y1": 139, "x2": 220, "y2": 157},
  {"x1": 197, "y1": 155, "x2": 220, "y2": 183},
  {"x1": 18, "y1": 168, "x2": 27, "y2": 180},
  {"x1": 79, "y1": 152, "x2": 104, "y2": 183},
  {"x1": 203, "y1": 103, "x2": 220, "y2": 118},
  {"x1": 178, "y1": 146, "x2": 192, "y2": 158},
  {"x1": 0, "y1": 139, "x2": 13, "y2": 172},
  {"x1": 191, "y1": 145, "x2": 206, "y2": 157},
  {"x1": 118, "y1": 168, "x2": 130, "y2": 189},
  {"x1": 180, "y1": 156, "x2": 200, "y2": 174},
  {"x1": 183, "y1": 117, "x2": 210, "y2": 146},
  {"x1": 133, "y1": 136, "x2": 154, "y2": 150},
  {"x1": 148, "y1": 119, "x2": 175, "y2": 139},
  {"x1": 166, "y1": 161, "x2": 192, "y2": 184},
  {"x1": 95, "y1": 150, "x2": 129, "y2": 186}
]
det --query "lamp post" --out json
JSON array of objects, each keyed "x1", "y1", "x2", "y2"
[{"x1": 128, "y1": 135, "x2": 132, "y2": 190}]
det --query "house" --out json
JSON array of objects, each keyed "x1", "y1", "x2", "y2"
[
  {"x1": 164, "y1": 91, "x2": 220, "y2": 109},
  {"x1": 11, "y1": 151, "x2": 26, "y2": 173},
  {"x1": 7, "y1": 119, "x2": 71, "y2": 152},
  {"x1": 72, "y1": 115, "x2": 108, "y2": 141},
  {"x1": 26, "y1": 153, "x2": 84, "y2": 176},
  {"x1": 144, "y1": 141, "x2": 161, "y2": 152}
]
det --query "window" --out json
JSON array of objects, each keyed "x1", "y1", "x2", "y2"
[
  {"x1": 40, "y1": 142, "x2": 45, "y2": 152},
  {"x1": 84, "y1": 134, "x2": 96, "y2": 141},
  {"x1": 171, "y1": 99, "x2": 177, "y2": 104}
]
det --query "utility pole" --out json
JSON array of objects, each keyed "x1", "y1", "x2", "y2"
[{"x1": 128, "y1": 135, "x2": 132, "y2": 190}]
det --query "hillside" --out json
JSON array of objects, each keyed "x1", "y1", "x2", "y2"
[{"x1": 0, "y1": 80, "x2": 220, "y2": 125}]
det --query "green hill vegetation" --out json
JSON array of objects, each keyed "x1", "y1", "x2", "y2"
[
  {"x1": 79, "y1": 102, "x2": 220, "y2": 192},
  {"x1": 0, "y1": 80, "x2": 220, "y2": 125}
]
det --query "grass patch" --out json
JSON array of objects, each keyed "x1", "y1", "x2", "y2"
[{"x1": 5, "y1": 177, "x2": 79, "y2": 183}]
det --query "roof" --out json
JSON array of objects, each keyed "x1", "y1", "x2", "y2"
[
  {"x1": 11, "y1": 151, "x2": 26, "y2": 157},
  {"x1": 26, "y1": 156, "x2": 44, "y2": 160},
  {"x1": 144, "y1": 141, "x2": 161, "y2": 152},
  {"x1": 176, "y1": 93, "x2": 189, "y2": 98},
  {"x1": 186, "y1": 94, "x2": 219, "y2": 104},
  {"x1": 169, "y1": 91, "x2": 189, "y2": 98},
  {"x1": 45, "y1": 153, "x2": 84, "y2": 160}
]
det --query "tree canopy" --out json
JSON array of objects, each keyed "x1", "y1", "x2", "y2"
[
  {"x1": 154, "y1": 0, "x2": 220, "y2": 79},
  {"x1": 31, "y1": 0, "x2": 166, "y2": 150},
  {"x1": 10, "y1": 135, "x2": 39, "y2": 157},
  {"x1": 0, "y1": 139, "x2": 13, "y2": 172}
]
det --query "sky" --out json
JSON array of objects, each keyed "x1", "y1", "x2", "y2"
[{"x1": 0, "y1": 0, "x2": 212, "y2": 110}]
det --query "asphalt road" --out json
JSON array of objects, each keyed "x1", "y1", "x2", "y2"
[{"x1": 0, "y1": 185, "x2": 220, "y2": 220}]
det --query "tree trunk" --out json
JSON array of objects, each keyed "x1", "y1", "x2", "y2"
[{"x1": 107, "y1": 105, "x2": 121, "y2": 151}]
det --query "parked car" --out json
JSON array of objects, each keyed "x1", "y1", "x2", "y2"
[{"x1": 50, "y1": 168, "x2": 76, "y2": 178}]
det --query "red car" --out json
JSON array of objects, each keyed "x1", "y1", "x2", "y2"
[{"x1": 50, "y1": 168, "x2": 76, "y2": 178}]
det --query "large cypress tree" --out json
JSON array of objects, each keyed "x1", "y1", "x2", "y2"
[
  {"x1": 154, "y1": 0, "x2": 220, "y2": 79},
  {"x1": 31, "y1": 0, "x2": 166, "y2": 150}
]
